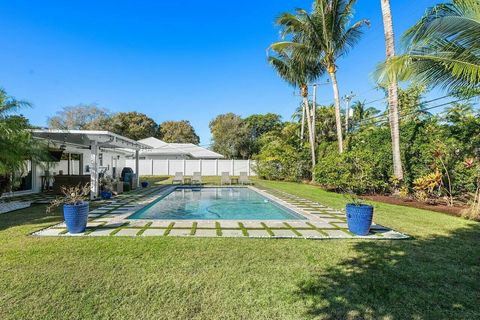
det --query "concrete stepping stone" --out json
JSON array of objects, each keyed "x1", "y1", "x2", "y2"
[
  {"x1": 88, "y1": 229, "x2": 116, "y2": 236},
  {"x1": 298, "y1": 229, "x2": 325, "y2": 237},
  {"x1": 221, "y1": 229, "x2": 245, "y2": 237},
  {"x1": 150, "y1": 221, "x2": 172, "y2": 227},
  {"x1": 219, "y1": 221, "x2": 240, "y2": 228},
  {"x1": 241, "y1": 221, "x2": 264, "y2": 228},
  {"x1": 115, "y1": 228, "x2": 141, "y2": 236},
  {"x1": 142, "y1": 229, "x2": 167, "y2": 236},
  {"x1": 168, "y1": 229, "x2": 192, "y2": 236},
  {"x1": 172, "y1": 221, "x2": 193, "y2": 228},
  {"x1": 287, "y1": 221, "x2": 314, "y2": 228},
  {"x1": 246, "y1": 229, "x2": 271, "y2": 237},
  {"x1": 271, "y1": 229, "x2": 297, "y2": 237},
  {"x1": 264, "y1": 221, "x2": 288, "y2": 228},
  {"x1": 196, "y1": 221, "x2": 216, "y2": 228},
  {"x1": 194, "y1": 229, "x2": 218, "y2": 237},
  {"x1": 324, "y1": 229, "x2": 351, "y2": 237}
]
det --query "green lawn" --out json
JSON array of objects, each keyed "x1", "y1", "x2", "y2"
[{"x1": 1, "y1": 179, "x2": 479, "y2": 319}]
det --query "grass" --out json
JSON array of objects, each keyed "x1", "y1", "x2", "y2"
[{"x1": 0, "y1": 178, "x2": 479, "y2": 319}]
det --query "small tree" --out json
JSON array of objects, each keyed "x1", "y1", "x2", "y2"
[
  {"x1": 48, "y1": 104, "x2": 110, "y2": 130},
  {"x1": 209, "y1": 113, "x2": 251, "y2": 159},
  {"x1": 158, "y1": 120, "x2": 200, "y2": 144}
]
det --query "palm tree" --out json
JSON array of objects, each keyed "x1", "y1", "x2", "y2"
[
  {"x1": 272, "y1": 0, "x2": 369, "y2": 153},
  {"x1": 268, "y1": 46, "x2": 323, "y2": 169},
  {"x1": 377, "y1": 0, "x2": 480, "y2": 95},
  {"x1": 0, "y1": 89, "x2": 47, "y2": 193},
  {"x1": 380, "y1": 0, "x2": 404, "y2": 182}
]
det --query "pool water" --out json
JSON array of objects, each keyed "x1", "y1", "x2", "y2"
[{"x1": 128, "y1": 187, "x2": 305, "y2": 220}]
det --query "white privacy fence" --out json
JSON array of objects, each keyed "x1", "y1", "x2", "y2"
[{"x1": 125, "y1": 159, "x2": 256, "y2": 176}]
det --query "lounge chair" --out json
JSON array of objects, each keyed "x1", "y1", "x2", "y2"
[
  {"x1": 239, "y1": 172, "x2": 252, "y2": 185},
  {"x1": 192, "y1": 172, "x2": 202, "y2": 184},
  {"x1": 172, "y1": 172, "x2": 184, "y2": 184},
  {"x1": 221, "y1": 172, "x2": 231, "y2": 185}
]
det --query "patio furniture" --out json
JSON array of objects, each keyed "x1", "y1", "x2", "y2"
[
  {"x1": 52, "y1": 175, "x2": 90, "y2": 194},
  {"x1": 239, "y1": 172, "x2": 252, "y2": 185},
  {"x1": 172, "y1": 172, "x2": 184, "y2": 184},
  {"x1": 192, "y1": 172, "x2": 202, "y2": 184},
  {"x1": 221, "y1": 172, "x2": 231, "y2": 185}
]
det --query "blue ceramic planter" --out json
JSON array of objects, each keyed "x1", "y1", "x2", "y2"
[
  {"x1": 346, "y1": 204, "x2": 374, "y2": 236},
  {"x1": 141, "y1": 181, "x2": 149, "y2": 188},
  {"x1": 63, "y1": 202, "x2": 89, "y2": 234},
  {"x1": 101, "y1": 191, "x2": 112, "y2": 199}
]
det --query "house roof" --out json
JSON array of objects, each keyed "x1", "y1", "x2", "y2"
[
  {"x1": 32, "y1": 129, "x2": 152, "y2": 150},
  {"x1": 138, "y1": 137, "x2": 224, "y2": 159}
]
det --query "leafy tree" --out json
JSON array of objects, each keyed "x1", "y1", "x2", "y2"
[
  {"x1": 101, "y1": 112, "x2": 158, "y2": 141},
  {"x1": 244, "y1": 113, "x2": 283, "y2": 155},
  {"x1": 47, "y1": 104, "x2": 110, "y2": 130},
  {"x1": 209, "y1": 113, "x2": 250, "y2": 159},
  {"x1": 377, "y1": 0, "x2": 480, "y2": 95},
  {"x1": 255, "y1": 123, "x2": 311, "y2": 181},
  {"x1": 272, "y1": 0, "x2": 369, "y2": 153},
  {"x1": 158, "y1": 120, "x2": 200, "y2": 144},
  {"x1": 244, "y1": 113, "x2": 283, "y2": 140}
]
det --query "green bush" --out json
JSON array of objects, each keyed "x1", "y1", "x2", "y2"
[{"x1": 314, "y1": 147, "x2": 390, "y2": 194}]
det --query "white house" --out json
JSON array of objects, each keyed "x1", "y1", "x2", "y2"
[
  {"x1": 7, "y1": 130, "x2": 151, "y2": 199},
  {"x1": 135, "y1": 137, "x2": 224, "y2": 160}
]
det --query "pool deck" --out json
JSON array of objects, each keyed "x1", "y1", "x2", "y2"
[{"x1": 33, "y1": 185, "x2": 409, "y2": 240}]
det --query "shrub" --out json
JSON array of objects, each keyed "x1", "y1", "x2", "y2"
[{"x1": 314, "y1": 147, "x2": 390, "y2": 194}]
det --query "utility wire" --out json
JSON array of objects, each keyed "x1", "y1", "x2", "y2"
[{"x1": 360, "y1": 97, "x2": 472, "y2": 127}]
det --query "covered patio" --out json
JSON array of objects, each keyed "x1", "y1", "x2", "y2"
[{"x1": 31, "y1": 130, "x2": 151, "y2": 200}]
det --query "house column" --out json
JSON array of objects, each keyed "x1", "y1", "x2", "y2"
[
  {"x1": 135, "y1": 150, "x2": 140, "y2": 188},
  {"x1": 79, "y1": 154, "x2": 84, "y2": 175},
  {"x1": 67, "y1": 153, "x2": 71, "y2": 175},
  {"x1": 90, "y1": 141, "x2": 99, "y2": 200}
]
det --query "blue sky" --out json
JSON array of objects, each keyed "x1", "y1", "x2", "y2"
[{"x1": 0, "y1": 0, "x2": 440, "y2": 144}]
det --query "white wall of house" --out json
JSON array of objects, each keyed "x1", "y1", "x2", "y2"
[
  {"x1": 125, "y1": 159, "x2": 256, "y2": 176},
  {"x1": 27, "y1": 147, "x2": 131, "y2": 193}
]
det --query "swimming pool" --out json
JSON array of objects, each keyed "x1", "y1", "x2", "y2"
[{"x1": 128, "y1": 187, "x2": 306, "y2": 220}]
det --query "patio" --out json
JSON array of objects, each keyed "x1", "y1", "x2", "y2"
[{"x1": 33, "y1": 185, "x2": 408, "y2": 240}]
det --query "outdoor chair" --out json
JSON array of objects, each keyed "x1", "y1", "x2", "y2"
[
  {"x1": 221, "y1": 172, "x2": 231, "y2": 185},
  {"x1": 192, "y1": 172, "x2": 202, "y2": 184},
  {"x1": 172, "y1": 172, "x2": 184, "y2": 184},
  {"x1": 239, "y1": 172, "x2": 252, "y2": 185}
]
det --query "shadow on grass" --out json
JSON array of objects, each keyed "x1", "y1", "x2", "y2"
[
  {"x1": 296, "y1": 223, "x2": 480, "y2": 319},
  {"x1": 0, "y1": 204, "x2": 63, "y2": 232}
]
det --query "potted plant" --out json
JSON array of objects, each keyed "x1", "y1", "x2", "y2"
[
  {"x1": 100, "y1": 176, "x2": 115, "y2": 199},
  {"x1": 47, "y1": 183, "x2": 90, "y2": 234},
  {"x1": 344, "y1": 193, "x2": 374, "y2": 236}
]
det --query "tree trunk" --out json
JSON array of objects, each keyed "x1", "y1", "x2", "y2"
[
  {"x1": 300, "y1": 103, "x2": 306, "y2": 140},
  {"x1": 301, "y1": 84, "x2": 316, "y2": 173},
  {"x1": 381, "y1": 0, "x2": 404, "y2": 181},
  {"x1": 328, "y1": 69, "x2": 344, "y2": 153}
]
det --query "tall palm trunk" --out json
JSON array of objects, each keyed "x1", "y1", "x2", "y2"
[
  {"x1": 301, "y1": 84, "x2": 316, "y2": 171},
  {"x1": 381, "y1": 0, "x2": 404, "y2": 182},
  {"x1": 328, "y1": 66, "x2": 344, "y2": 153}
]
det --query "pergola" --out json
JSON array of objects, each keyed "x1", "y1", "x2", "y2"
[{"x1": 31, "y1": 130, "x2": 151, "y2": 200}]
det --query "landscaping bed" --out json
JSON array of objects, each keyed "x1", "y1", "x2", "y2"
[{"x1": 362, "y1": 194, "x2": 469, "y2": 218}]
